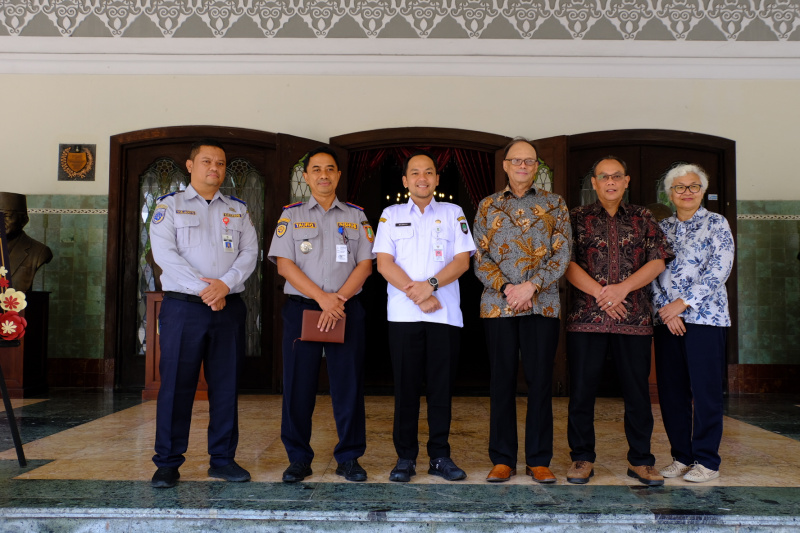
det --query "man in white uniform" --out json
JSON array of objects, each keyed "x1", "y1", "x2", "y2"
[{"x1": 372, "y1": 151, "x2": 476, "y2": 482}]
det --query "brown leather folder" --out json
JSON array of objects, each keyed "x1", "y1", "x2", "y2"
[{"x1": 300, "y1": 310, "x2": 346, "y2": 343}]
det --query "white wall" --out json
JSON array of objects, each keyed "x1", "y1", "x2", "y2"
[{"x1": 1, "y1": 74, "x2": 798, "y2": 200}]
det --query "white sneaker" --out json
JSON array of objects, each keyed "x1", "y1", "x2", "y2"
[
  {"x1": 683, "y1": 463, "x2": 719, "y2": 483},
  {"x1": 659, "y1": 459, "x2": 691, "y2": 478}
]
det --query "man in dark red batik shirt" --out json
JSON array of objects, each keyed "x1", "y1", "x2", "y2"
[{"x1": 564, "y1": 156, "x2": 674, "y2": 487}]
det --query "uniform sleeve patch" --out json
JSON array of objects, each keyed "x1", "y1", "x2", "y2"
[
  {"x1": 461, "y1": 222, "x2": 469, "y2": 234},
  {"x1": 338, "y1": 222, "x2": 358, "y2": 230},
  {"x1": 361, "y1": 220, "x2": 374, "y2": 243},
  {"x1": 379, "y1": 217, "x2": 387, "y2": 224},
  {"x1": 457, "y1": 216, "x2": 466, "y2": 221},
  {"x1": 276, "y1": 219, "x2": 289, "y2": 237},
  {"x1": 152, "y1": 208, "x2": 166, "y2": 224}
]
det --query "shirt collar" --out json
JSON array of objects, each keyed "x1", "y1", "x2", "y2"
[
  {"x1": 404, "y1": 197, "x2": 438, "y2": 215},
  {"x1": 676, "y1": 206, "x2": 708, "y2": 227},
  {"x1": 501, "y1": 184, "x2": 537, "y2": 199},
  {"x1": 307, "y1": 195, "x2": 344, "y2": 211},
  {"x1": 590, "y1": 200, "x2": 628, "y2": 216},
  {"x1": 185, "y1": 184, "x2": 226, "y2": 205}
]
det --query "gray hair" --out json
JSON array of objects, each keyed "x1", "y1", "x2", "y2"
[{"x1": 663, "y1": 163, "x2": 709, "y2": 194}]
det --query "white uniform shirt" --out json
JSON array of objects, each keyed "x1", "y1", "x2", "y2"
[
  {"x1": 372, "y1": 198, "x2": 476, "y2": 327},
  {"x1": 149, "y1": 185, "x2": 259, "y2": 295}
]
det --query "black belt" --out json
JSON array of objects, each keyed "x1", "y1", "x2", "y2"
[
  {"x1": 165, "y1": 291, "x2": 240, "y2": 304},
  {"x1": 288, "y1": 295, "x2": 316, "y2": 305}
]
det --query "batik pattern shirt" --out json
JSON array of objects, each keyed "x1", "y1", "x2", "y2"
[
  {"x1": 567, "y1": 201, "x2": 674, "y2": 335},
  {"x1": 651, "y1": 207, "x2": 734, "y2": 327},
  {"x1": 473, "y1": 185, "x2": 571, "y2": 319}
]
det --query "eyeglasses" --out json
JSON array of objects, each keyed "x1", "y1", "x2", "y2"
[
  {"x1": 670, "y1": 184, "x2": 703, "y2": 194},
  {"x1": 504, "y1": 158, "x2": 537, "y2": 166},
  {"x1": 595, "y1": 173, "x2": 626, "y2": 182}
]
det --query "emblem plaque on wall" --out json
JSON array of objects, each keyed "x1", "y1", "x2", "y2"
[{"x1": 58, "y1": 144, "x2": 96, "y2": 181}]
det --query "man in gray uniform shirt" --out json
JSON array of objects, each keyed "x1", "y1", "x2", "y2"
[
  {"x1": 268, "y1": 146, "x2": 374, "y2": 483},
  {"x1": 149, "y1": 139, "x2": 258, "y2": 489}
]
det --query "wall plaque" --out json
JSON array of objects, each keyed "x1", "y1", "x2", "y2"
[{"x1": 58, "y1": 144, "x2": 96, "y2": 181}]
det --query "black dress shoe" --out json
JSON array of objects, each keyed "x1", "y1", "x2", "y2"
[
  {"x1": 389, "y1": 458, "x2": 416, "y2": 483},
  {"x1": 335, "y1": 458, "x2": 367, "y2": 482},
  {"x1": 208, "y1": 461, "x2": 251, "y2": 482},
  {"x1": 282, "y1": 462, "x2": 312, "y2": 483},
  {"x1": 428, "y1": 457, "x2": 467, "y2": 481},
  {"x1": 151, "y1": 467, "x2": 180, "y2": 488}
]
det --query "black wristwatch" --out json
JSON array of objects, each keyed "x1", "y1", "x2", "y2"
[
  {"x1": 428, "y1": 277, "x2": 439, "y2": 292},
  {"x1": 499, "y1": 283, "x2": 509, "y2": 297}
]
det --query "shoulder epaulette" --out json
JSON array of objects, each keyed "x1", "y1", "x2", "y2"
[
  {"x1": 345, "y1": 202, "x2": 364, "y2": 211},
  {"x1": 229, "y1": 196, "x2": 247, "y2": 206},
  {"x1": 283, "y1": 201, "x2": 304, "y2": 210},
  {"x1": 156, "y1": 191, "x2": 179, "y2": 201}
]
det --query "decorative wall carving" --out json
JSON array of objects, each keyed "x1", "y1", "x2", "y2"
[{"x1": 1, "y1": 0, "x2": 798, "y2": 39}]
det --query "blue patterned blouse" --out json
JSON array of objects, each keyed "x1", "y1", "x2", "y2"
[{"x1": 651, "y1": 206, "x2": 735, "y2": 327}]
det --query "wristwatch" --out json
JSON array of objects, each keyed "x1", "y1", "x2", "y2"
[{"x1": 428, "y1": 277, "x2": 439, "y2": 292}]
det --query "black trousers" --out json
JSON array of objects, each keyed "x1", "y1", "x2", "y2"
[
  {"x1": 154, "y1": 296, "x2": 246, "y2": 469},
  {"x1": 655, "y1": 323, "x2": 726, "y2": 471},
  {"x1": 280, "y1": 296, "x2": 366, "y2": 465},
  {"x1": 388, "y1": 321, "x2": 460, "y2": 461},
  {"x1": 567, "y1": 331, "x2": 655, "y2": 466},
  {"x1": 484, "y1": 315, "x2": 560, "y2": 468}
]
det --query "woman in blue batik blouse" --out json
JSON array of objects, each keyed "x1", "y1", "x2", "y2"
[{"x1": 651, "y1": 163, "x2": 735, "y2": 483}]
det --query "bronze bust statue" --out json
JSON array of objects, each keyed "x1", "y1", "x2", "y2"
[{"x1": 0, "y1": 192, "x2": 53, "y2": 293}]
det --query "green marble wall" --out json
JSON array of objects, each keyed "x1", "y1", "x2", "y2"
[
  {"x1": 17, "y1": 196, "x2": 800, "y2": 373},
  {"x1": 25, "y1": 195, "x2": 108, "y2": 361},
  {"x1": 737, "y1": 201, "x2": 800, "y2": 365}
]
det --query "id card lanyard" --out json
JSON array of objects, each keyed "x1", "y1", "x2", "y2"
[
  {"x1": 336, "y1": 226, "x2": 349, "y2": 263},
  {"x1": 222, "y1": 216, "x2": 235, "y2": 253}
]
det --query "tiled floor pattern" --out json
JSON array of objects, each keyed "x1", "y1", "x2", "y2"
[{"x1": 2, "y1": 395, "x2": 799, "y2": 488}]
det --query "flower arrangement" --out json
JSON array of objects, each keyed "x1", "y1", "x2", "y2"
[{"x1": 0, "y1": 266, "x2": 27, "y2": 341}]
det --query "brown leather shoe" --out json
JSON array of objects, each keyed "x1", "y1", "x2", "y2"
[
  {"x1": 627, "y1": 464, "x2": 664, "y2": 486},
  {"x1": 486, "y1": 464, "x2": 516, "y2": 482},
  {"x1": 566, "y1": 460, "x2": 594, "y2": 484},
  {"x1": 526, "y1": 465, "x2": 556, "y2": 484}
]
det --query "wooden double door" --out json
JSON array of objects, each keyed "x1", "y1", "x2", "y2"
[{"x1": 105, "y1": 127, "x2": 736, "y2": 395}]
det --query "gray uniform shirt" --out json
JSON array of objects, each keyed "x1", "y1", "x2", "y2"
[
  {"x1": 149, "y1": 184, "x2": 259, "y2": 295},
  {"x1": 267, "y1": 196, "x2": 375, "y2": 296}
]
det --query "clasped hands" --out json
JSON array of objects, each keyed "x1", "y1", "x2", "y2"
[
  {"x1": 315, "y1": 292, "x2": 348, "y2": 332},
  {"x1": 503, "y1": 281, "x2": 536, "y2": 312},
  {"x1": 403, "y1": 280, "x2": 441, "y2": 314},
  {"x1": 658, "y1": 298, "x2": 688, "y2": 336},
  {"x1": 199, "y1": 278, "x2": 229, "y2": 311},
  {"x1": 595, "y1": 283, "x2": 629, "y2": 320}
]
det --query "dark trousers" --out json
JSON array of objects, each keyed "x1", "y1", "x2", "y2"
[
  {"x1": 388, "y1": 321, "x2": 460, "y2": 461},
  {"x1": 567, "y1": 332, "x2": 655, "y2": 466},
  {"x1": 153, "y1": 296, "x2": 246, "y2": 469},
  {"x1": 280, "y1": 296, "x2": 366, "y2": 465},
  {"x1": 655, "y1": 323, "x2": 726, "y2": 471},
  {"x1": 484, "y1": 315, "x2": 559, "y2": 468}
]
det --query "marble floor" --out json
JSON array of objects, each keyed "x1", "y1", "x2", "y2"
[{"x1": 1, "y1": 391, "x2": 800, "y2": 531}]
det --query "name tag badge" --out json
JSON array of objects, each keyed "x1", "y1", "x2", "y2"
[
  {"x1": 433, "y1": 242, "x2": 444, "y2": 262},
  {"x1": 222, "y1": 233, "x2": 235, "y2": 253},
  {"x1": 336, "y1": 244, "x2": 348, "y2": 263}
]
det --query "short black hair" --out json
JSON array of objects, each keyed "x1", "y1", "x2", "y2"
[
  {"x1": 303, "y1": 146, "x2": 339, "y2": 172},
  {"x1": 403, "y1": 150, "x2": 437, "y2": 176},
  {"x1": 591, "y1": 155, "x2": 628, "y2": 177},
  {"x1": 189, "y1": 139, "x2": 226, "y2": 160}
]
